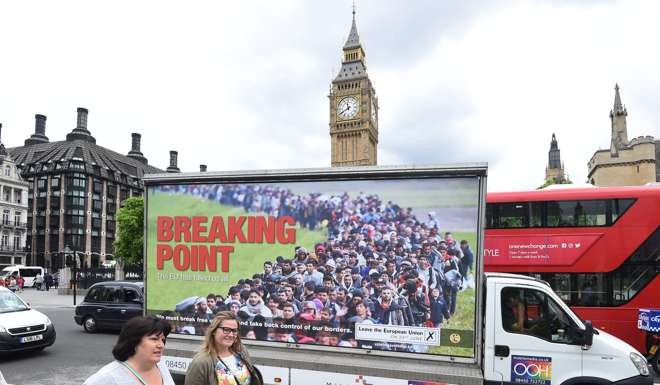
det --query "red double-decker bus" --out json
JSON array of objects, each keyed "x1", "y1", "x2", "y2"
[{"x1": 484, "y1": 185, "x2": 659, "y2": 353}]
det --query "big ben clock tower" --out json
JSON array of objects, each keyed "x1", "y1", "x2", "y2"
[{"x1": 329, "y1": 9, "x2": 378, "y2": 167}]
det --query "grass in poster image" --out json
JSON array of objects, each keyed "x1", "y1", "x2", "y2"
[
  {"x1": 282, "y1": 178, "x2": 479, "y2": 209},
  {"x1": 431, "y1": 287, "x2": 476, "y2": 357},
  {"x1": 146, "y1": 192, "x2": 327, "y2": 311}
]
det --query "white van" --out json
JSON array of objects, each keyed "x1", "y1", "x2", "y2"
[
  {"x1": 1, "y1": 265, "x2": 45, "y2": 288},
  {"x1": 0, "y1": 286, "x2": 56, "y2": 352}
]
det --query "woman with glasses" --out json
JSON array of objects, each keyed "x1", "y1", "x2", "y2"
[{"x1": 185, "y1": 311, "x2": 263, "y2": 385}]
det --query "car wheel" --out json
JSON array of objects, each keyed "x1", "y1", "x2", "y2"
[{"x1": 83, "y1": 316, "x2": 98, "y2": 333}]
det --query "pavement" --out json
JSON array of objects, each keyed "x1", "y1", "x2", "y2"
[{"x1": 14, "y1": 287, "x2": 77, "y2": 308}]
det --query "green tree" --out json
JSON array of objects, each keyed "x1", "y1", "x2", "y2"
[
  {"x1": 538, "y1": 177, "x2": 572, "y2": 190},
  {"x1": 114, "y1": 196, "x2": 144, "y2": 268}
]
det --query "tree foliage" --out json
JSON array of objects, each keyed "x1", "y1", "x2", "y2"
[
  {"x1": 538, "y1": 177, "x2": 573, "y2": 190},
  {"x1": 114, "y1": 197, "x2": 144, "y2": 268}
]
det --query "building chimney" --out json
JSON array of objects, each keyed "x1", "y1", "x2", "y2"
[
  {"x1": 66, "y1": 107, "x2": 96, "y2": 143},
  {"x1": 200, "y1": 164, "x2": 207, "y2": 172},
  {"x1": 24, "y1": 114, "x2": 50, "y2": 146},
  {"x1": 35, "y1": 114, "x2": 47, "y2": 136},
  {"x1": 76, "y1": 107, "x2": 89, "y2": 132},
  {"x1": 127, "y1": 132, "x2": 148, "y2": 164},
  {"x1": 131, "y1": 133, "x2": 141, "y2": 152},
  {"x1": 166, "y1": 150, "x2": 180, "y2": 173}
]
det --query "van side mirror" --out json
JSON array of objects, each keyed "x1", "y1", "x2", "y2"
[{"x1": 582, "y1": 320, "x2": 594, "y2": 349}]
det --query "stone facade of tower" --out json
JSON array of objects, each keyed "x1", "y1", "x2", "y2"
[
  {"x1": 587, "y1": 84, "x2": 659, "y2": 186},
  {"x1": 329, "y1": 11, "x2": 378, "y2": 167},
  {"x1": 545, "y1": 133, "x2": 567, "y2": 183}
]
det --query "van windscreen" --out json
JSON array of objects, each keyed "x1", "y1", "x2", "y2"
[{"x1": 19, "y1": 269, "x2": 40, "y2": 278}]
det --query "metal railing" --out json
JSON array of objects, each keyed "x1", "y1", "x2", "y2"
[{"x1": 0, "y1": 220, "x2": 28, "y2": 228}]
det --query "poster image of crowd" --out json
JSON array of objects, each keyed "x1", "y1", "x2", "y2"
[{"x1": 145, "y1": 176, "x2": 480, "y2": 358}]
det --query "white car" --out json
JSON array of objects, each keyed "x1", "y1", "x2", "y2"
[{"x1": 0, "y1": 287, "x2": 56, "y2": 353}]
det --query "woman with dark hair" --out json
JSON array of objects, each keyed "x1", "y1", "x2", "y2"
[
  {"x1": 185, "y1": 311, "x2": 263, "y2": 385},
  {"x1": 83, "y1": 316, "x2": 174, "y2": 385}
]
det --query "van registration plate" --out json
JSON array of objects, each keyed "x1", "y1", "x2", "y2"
[{"x1": 20, "y1": 334, "x2": 43, "y2": 343}]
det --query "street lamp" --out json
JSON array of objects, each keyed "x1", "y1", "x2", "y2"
[{"x1": 63, "y1": 245, "x2": 81, "y2": 306}]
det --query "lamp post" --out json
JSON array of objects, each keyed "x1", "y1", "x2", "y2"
[{"x1": 63, "y1": 245, "x2": 80, "y2": 306}]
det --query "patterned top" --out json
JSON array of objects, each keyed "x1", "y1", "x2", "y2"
[{"x1": 215, "y1": 354, "x2": 251, "y2": 385}]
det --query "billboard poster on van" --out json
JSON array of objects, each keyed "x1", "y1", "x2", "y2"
[{"x1": 145, "y1": 176, "x2": 480, "y2": 358}]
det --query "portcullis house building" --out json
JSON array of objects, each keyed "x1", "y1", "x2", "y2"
[{"x1": 7, "y1": 107, "x2": 180, "y2": 270}]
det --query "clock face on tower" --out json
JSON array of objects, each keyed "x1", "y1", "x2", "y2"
[{"x1": 337, "y1": 96, "x2": 359, "y2": 120}]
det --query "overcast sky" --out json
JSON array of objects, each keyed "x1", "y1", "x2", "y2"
[{"x1": 1, "y1": 0, "x2": 658, "y2": 192}]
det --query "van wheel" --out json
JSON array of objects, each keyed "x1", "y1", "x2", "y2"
[
  {"x1": 651, "y1": 353, "x2": 660, "y2": 376},
  {"x1": 83, "y1": 316, "x2": 98, "y2": 333}
]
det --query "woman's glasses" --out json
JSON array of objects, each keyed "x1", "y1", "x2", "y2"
[{"x1": 219, "y1": 327, "x2": 239, "y2": 335}]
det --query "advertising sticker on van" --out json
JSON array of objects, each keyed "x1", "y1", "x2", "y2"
[{"x1": 510, "y1": 355, "x2": 552, "y2": 384}]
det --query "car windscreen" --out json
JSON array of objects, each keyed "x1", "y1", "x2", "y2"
[
  {"x1": 1, "y1": 270, "x2": 14, "y2": 279},
  {"x1": 0, "y1": 291, "x2": 29, "y2": 313}
]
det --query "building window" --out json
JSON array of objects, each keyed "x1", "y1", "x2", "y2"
[
  {"x1": 2, "y1": 210, "x2": 9, "y2": 225},
  {"x1": 1, "y1": 232, "x2": 8, "y2": 248},
  {"x1": 91, "y1": 237, "x2": 101, "y2": 252},
  {"x1": 13, "y1": 235, "x2": 21, "y2": 250},
  {"x1": 93, "y1": 180, "x2": 103, "y2": 194},
  {"x1": 4, "y1": 166, "x2": 10, "y2": 177},
  {"x1": 14, "y1": 212, "x2": 21, "y2": 225}
]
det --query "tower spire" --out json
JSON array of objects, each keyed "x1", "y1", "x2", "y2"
[
  {"x1": 613, "y1": 83, "x2": 624, "y2": 113},
  {"x1": 545, "y1": 132, "x2": 566, "y2": 183},
  {"x1": 344, "y1": 3, "x2": 360, "y2": 49},
  {"x1": 609, "y1": 83, "x2": 628, "y2": 153}
]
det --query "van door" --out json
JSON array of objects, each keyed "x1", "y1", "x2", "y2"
[{"x1": 492, "y1": 284, "x2": 583, "y2": 385}]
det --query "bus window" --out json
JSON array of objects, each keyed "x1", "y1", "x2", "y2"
[
  {"x1": 550, "y1": 273, "x2": 572, "y2": 303},
  {"x1": 576, "y1": 274, "x2": 600, "y2": 306},
  {"x1": 488, "y1": 202, "x2": 529, "y2": 228},
  {"x1": 612, "y1": 199, "x2": 635, "y2": 223},
  {"x1": 575, "y1": 200, "x2": 608, "y2": 226},
  {"x1": 530, "y1": 202, "x2": 543, "y2": 227}
]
